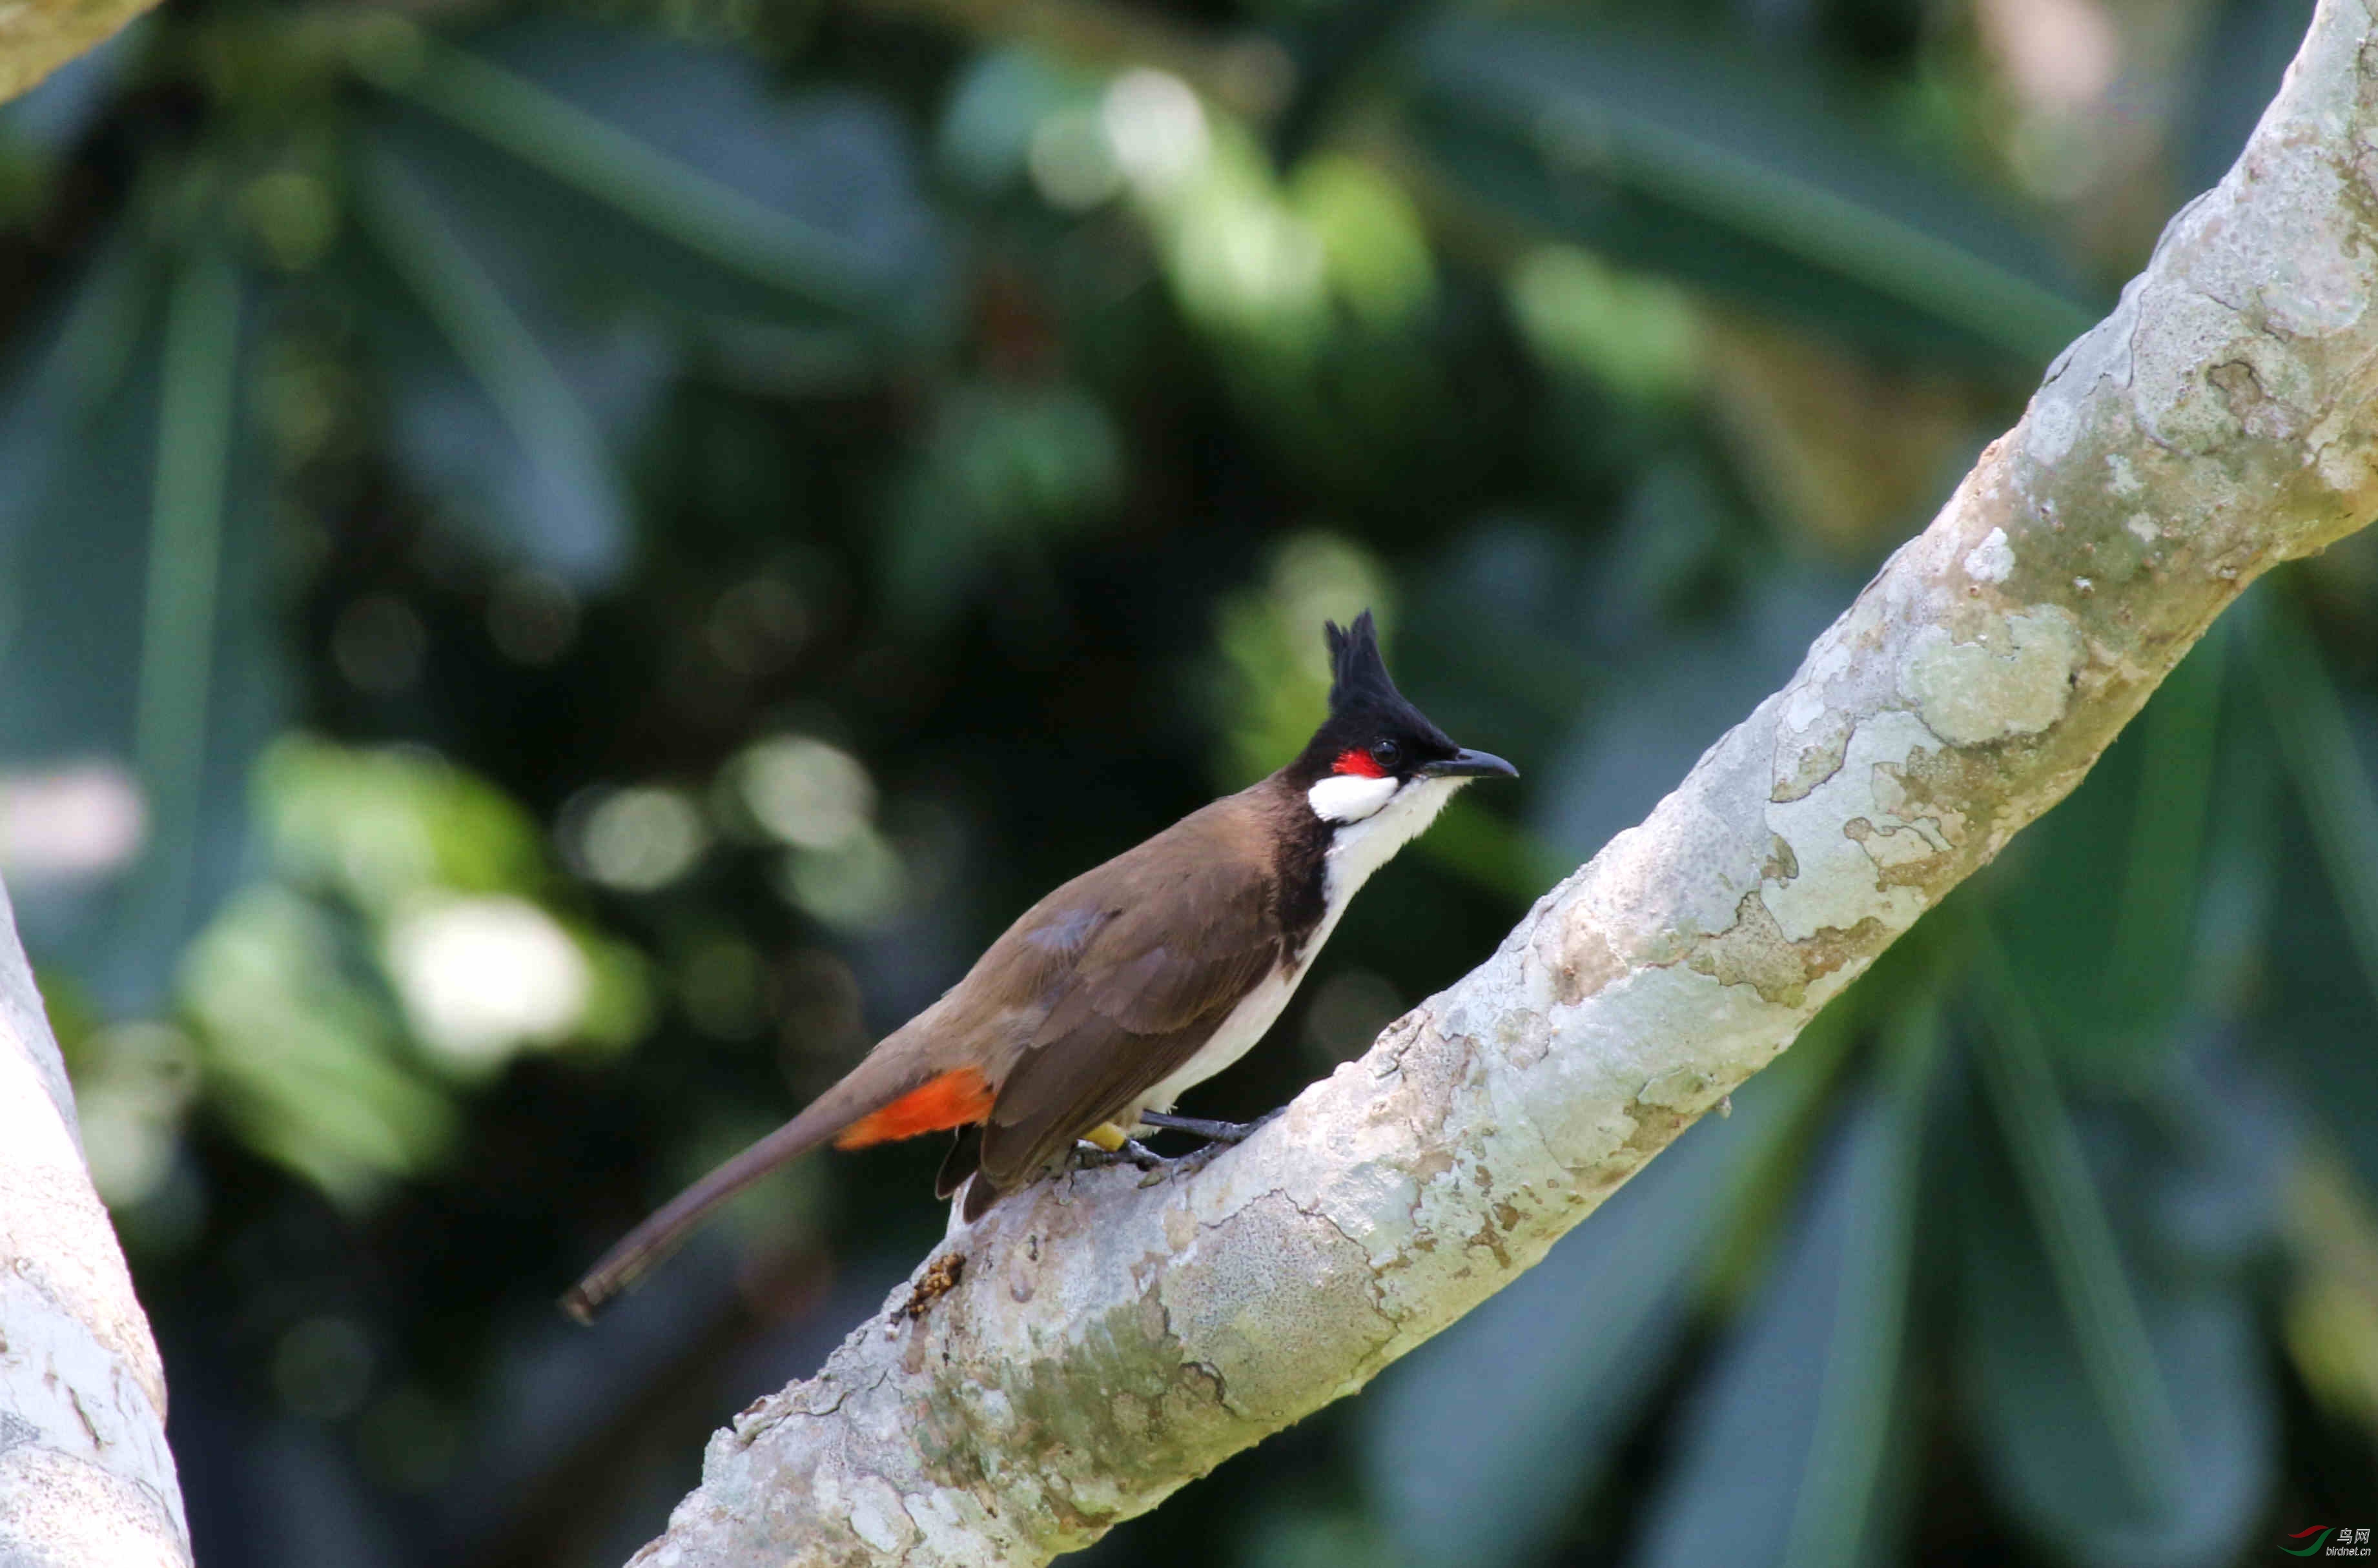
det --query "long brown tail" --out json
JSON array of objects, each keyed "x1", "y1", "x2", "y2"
[{"x1": 562, "y1": 1057, "x2": 938, "y2": 1322}]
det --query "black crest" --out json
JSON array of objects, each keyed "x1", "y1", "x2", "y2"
[
  {"x1": 1302, "y1": 609, "x2": 1456, "y2": 770},
  {"x1": 1324, "y1": 610, "x2": 1403, "y2": 718}
]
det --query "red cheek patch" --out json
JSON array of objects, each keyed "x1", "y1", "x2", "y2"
[{"x1": 1333, "y1": 748, "x2": 1386, "y2": 779}]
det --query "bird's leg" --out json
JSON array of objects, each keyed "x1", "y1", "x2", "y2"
[{"x1": 1138, "y1": 1108, "x2": 1284, "y2": 1146}]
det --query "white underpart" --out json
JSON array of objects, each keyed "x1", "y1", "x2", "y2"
[{"x1": 1137, "y1": 774, "x2": 1466, "y2": 1116}]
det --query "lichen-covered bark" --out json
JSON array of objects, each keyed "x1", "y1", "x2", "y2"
[
  {"x1": 634, "y1": 5, "x2": 2378, "y2": 1563},
  {"x1": 0, "y1": 878, "x2": 192, "y2": 1568},
  {"x1": 0, "y1": 0, "x2": 154, "y2": 105}
]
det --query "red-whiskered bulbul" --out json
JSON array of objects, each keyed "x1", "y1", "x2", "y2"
[{"x1": 563, "y1": 611, "x2": 1514, "y2": 1321}]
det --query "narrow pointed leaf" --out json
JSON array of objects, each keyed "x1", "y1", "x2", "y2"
[
  {"x1": 354, "y1": 141, "x2": 648, "y2": 585},
  {"x1": 1956, "y1": 1043, "x2": 2275, "y2": 1568},
  {"x1": 1359, "y1": 1006, "x2": 1853, "y2": 1568},
  {"x1": 0, "y1": 242, "x2": 283, "y2": 1006},
  {"x1": 2240, "y1": 585, "x2": 2378, "y2": 1195},
  {"x1": 1404, "y1": 19, "x2": 2095, "y2": 363},
  {"x1": 125, "y1": 246, "x2": 242, "y2": 967},
  {"x1": 371, "y1": 18, "x2": 949, "y2": 340},
  {"x1": 1992, "y1": 626, "x2": 2228, "y2": 1083},
  {"x1": 1973, "y1": 933, "x2": 2188, "y2": 1507},
  {"x1": 1628, "y1": 1003, "x2": 1939, "y2": 1568},
  {"x1": 2247, "y1": 588, "x2": 2378, "y2": 1013}
]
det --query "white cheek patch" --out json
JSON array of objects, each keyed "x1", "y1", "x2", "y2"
[{"x1": 1307, "y1": 772, "x2": 1399, "y2": 822}]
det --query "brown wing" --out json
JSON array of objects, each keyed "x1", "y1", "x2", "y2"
[{"x1": 974, "y1": 833, "x2": 1284, "y2": 1197}]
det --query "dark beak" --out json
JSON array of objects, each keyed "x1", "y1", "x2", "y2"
[{"x1": 1422, "y1": 748, "x2": 1519, "y2": 780}]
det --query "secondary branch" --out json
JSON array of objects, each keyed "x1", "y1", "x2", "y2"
[{"x1": 0, "y1": 878, "x2": 192, "y2": 1567}]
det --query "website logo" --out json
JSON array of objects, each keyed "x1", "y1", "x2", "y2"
[{"x1": 2288, "y1": 1526, "x2": 2375, "y2": 1558}]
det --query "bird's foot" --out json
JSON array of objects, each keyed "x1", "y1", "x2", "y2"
[
  {"x1": 1067, "y1": 1111, "x2": 1286, "y2": 1190},
  {"x1": 1123, "y1": 1108, "x2": 1286, "y2": 1187},
  {"x1": 1138, "y1": 1141, "x2": 1223, "y2": 1186},
  {"x1": 1071, "y1": 1137, "x2": 1166, "y2": 1173},
  {"x1": 1138, "y1": 1107, "x2": 1284, "y2": 1146}
]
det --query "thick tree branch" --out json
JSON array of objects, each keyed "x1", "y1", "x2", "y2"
[
  {"x1": 634, "y1": 5, "x2": 2378, "y2": 1562},
  {"x1": 0, "y1": 877, "x2": 192, "y2": 1567}
]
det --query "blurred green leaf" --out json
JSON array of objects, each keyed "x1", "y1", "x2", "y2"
[
  {"x1": 2248, "y1": 587, "x2": 2378, "y2": 1014},
  {"x1": 1992, "y1": 624, "x2": 2228, "y2": 1083},
  {"x1": 1628, "y1": 1003, "x2": 1938, "y2": 1568},
  {"x1": 1964, "y1": 933, "x2": 2279, "y2": 1567},
  {"x1": 0, "y1": 234, "x2": 154, "y2": 524},
  {"x1": 1959, "y1": 1205, "x2": 2271, "y2": 1568},
  {"x1": 882, "y1": 380, "x2": 1126, "y2": 627},
  {"x1": 346, "y1": 15, "x2": 955, "y2": 578},
  {"x1": 1957, "y1": 1006, "x2": 2276, "y2": 1566},
  {"x1": 354, "y1": 141, "x2": 647, "y2": 585},
  {"x1": 1540, "y1": 553, "x2": 1854, "y2": 865},
  {"x1": 127, "y1": 247, "x2": 243, "y2": 979},
  {"x1": 257, "y1": 735, "x2": 548, "y2": 912},
  {"x1": 2239, "y1": 584, "x2": 2378, "y2": 1196},
  {"x1": 1411, "y1": 797, "x2": 1559, "y2": 906},
  {"x1": 183, "y1": 884, "x2": 456, "y2": 1205},
  {"x1": 2140, "y1": 1041, "x2": 2295, "y2": 1283},
  {"x1": 1506, "y1": 244, "x2": 1700, "y2": 405},
  {"x1": 1973, "y1": 933, "x2": 2188, "y2": 1507},
  {"x1": 1211, "y1": 531, "x2": 1397, "y2": 786},
  {"x1": 1403, "y1": 19, "x2": 2096, "y2": 363},
  {"x1": 1406, "y1": 520, "x2": 1602, "y2": 729},
  {"x1": 2184, "y1": 0, "x2": 2317, "y2": 192},
  {"x1": 0, "y1": 239, "x2": 284, "y2": 1008},
  {"x1": 2101, "y1": 631, "x2": 2227, "y2": 1024},
  {"x1": 171, "y1": 737, "x2": 651, "y2": 1197},
  {"x1": 938, "y1": 46, "x2": 1087, "y2": 195},
  {"x1": 1238, "y1": 1507, "x2": 1394, "y2": 1568},
  {"x1": 1358, "y1": 1004, "x2": 1854, "y2": 1568},
  {"x1": 376, "y1": 19, "x2": 949, "y2": 338},
  {"x1": 2183, "y1": 697, "x2": 2280, "y2": 1019},
  {"x1": 2252, "y1": 839, "x2": 2378, "y2": 1196}
]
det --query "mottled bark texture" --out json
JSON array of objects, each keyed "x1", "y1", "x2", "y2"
[
  {"x1": 636, "y1": 5, "x2": 2378, "y2": 1563},
  {"x1": 0, "y1": 0, "x2": 152, "y2": 105},
  {"x1": 0, "y1": 877, "x2": 192, "y2": 1567}
]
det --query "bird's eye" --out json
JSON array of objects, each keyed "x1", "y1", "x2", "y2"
[{"x1": 1369, "y1": 740, "x2": 1402, "y2": 771}]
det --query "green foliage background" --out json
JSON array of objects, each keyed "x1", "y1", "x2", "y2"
[{"x1": 1, "y1": 0, "x2": 2372, "y2": 1562}]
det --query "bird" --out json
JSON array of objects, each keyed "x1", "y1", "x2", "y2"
[{"x1": 562, "y1": 611, "x2": 1515, "y2": 1321}]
